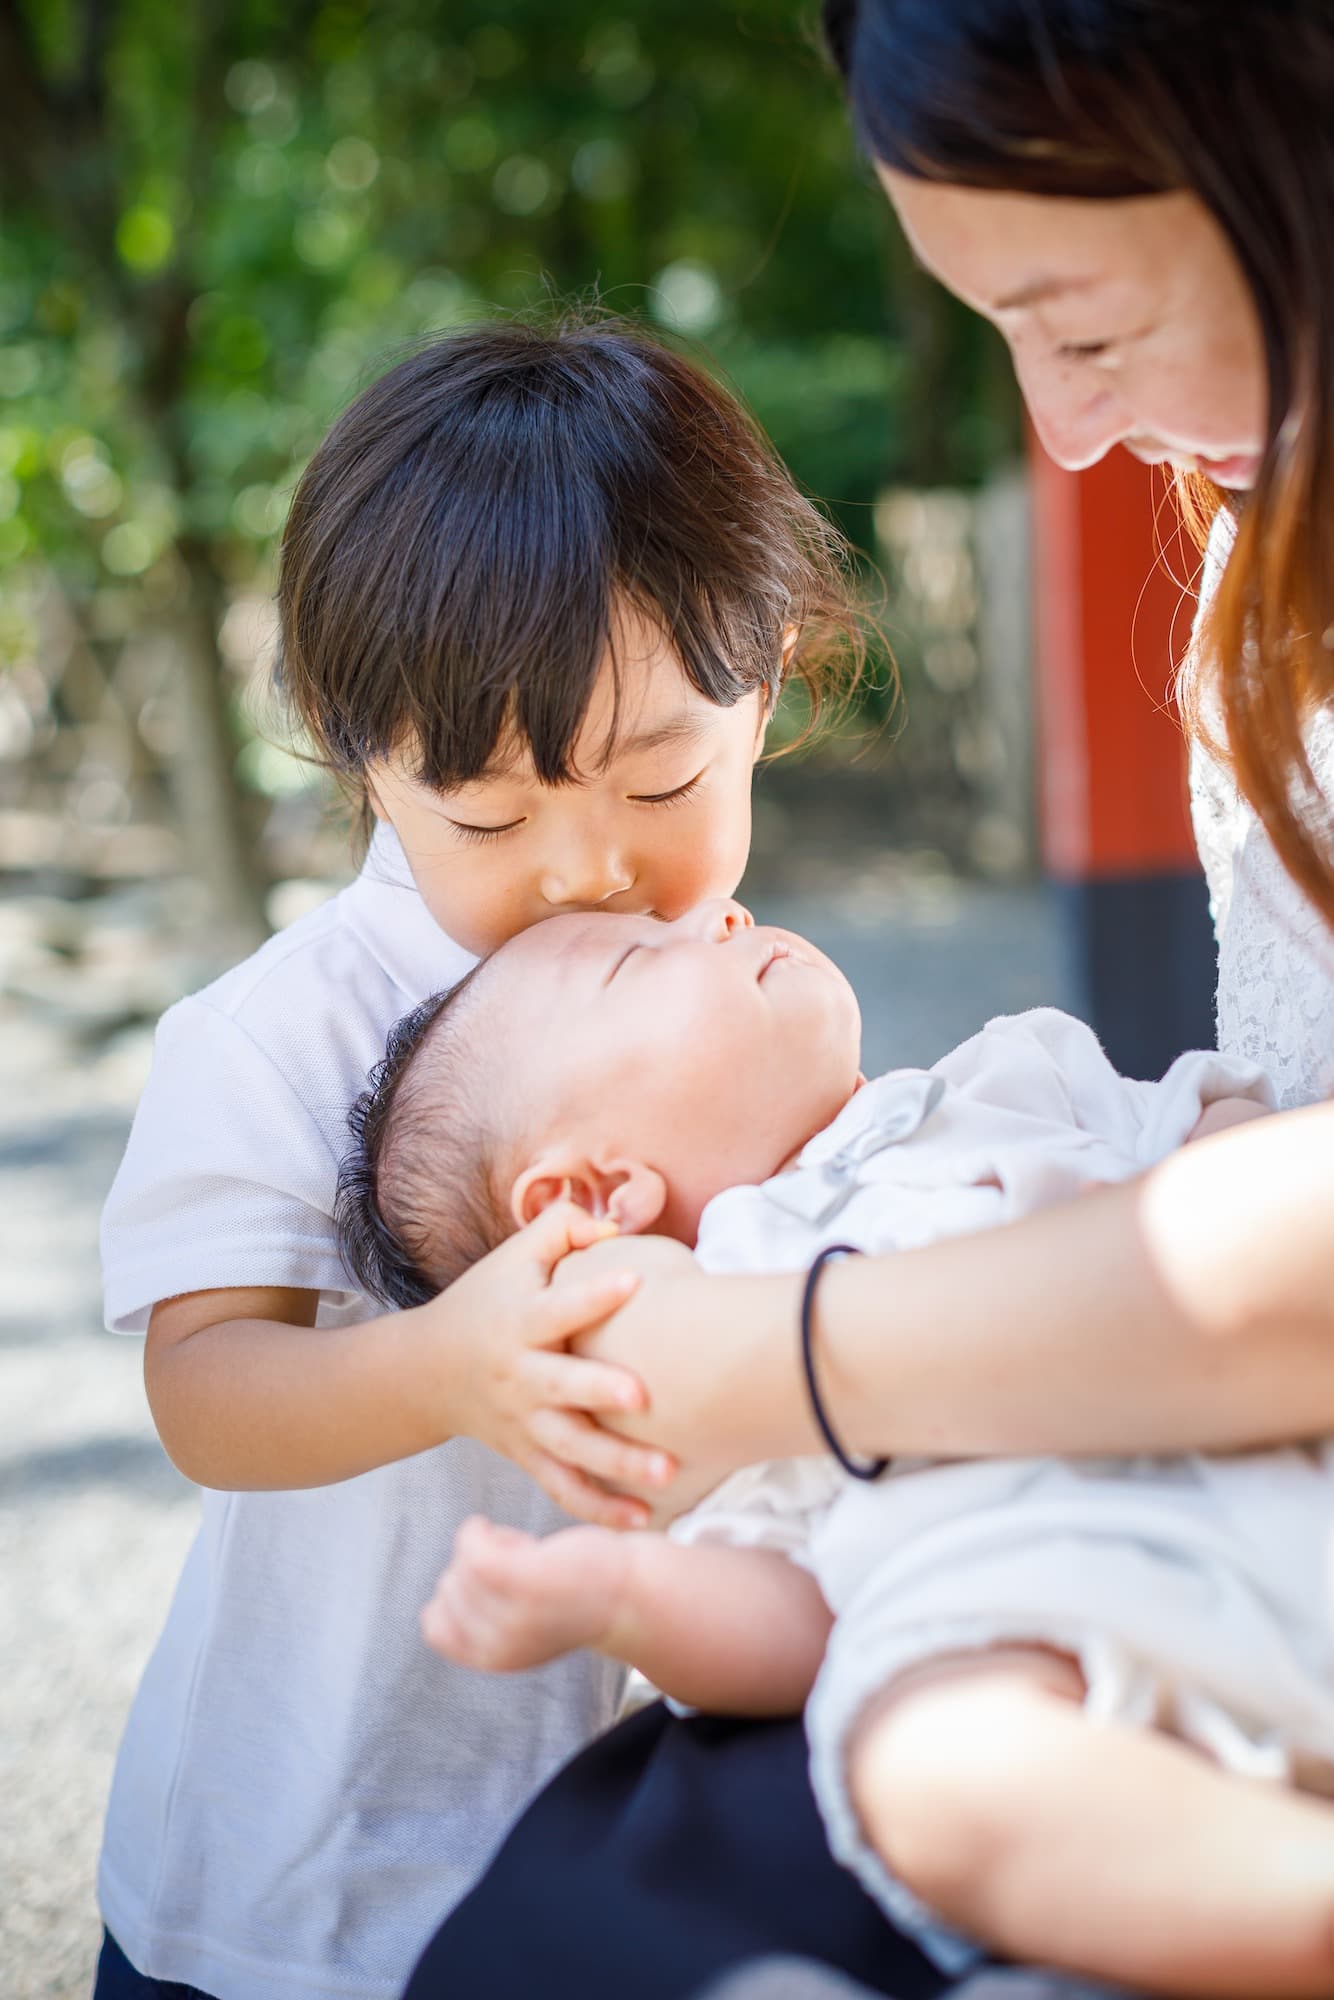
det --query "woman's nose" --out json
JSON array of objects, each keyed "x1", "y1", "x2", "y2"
[
  {"x1": 1015, "y1": 349, "x2": 1129, "y2": 473},
  {"x1": 674, "y1": 897, "x2": 754, "y2": 942}
]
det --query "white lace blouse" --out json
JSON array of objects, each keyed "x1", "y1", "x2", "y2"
[{"x1": 1189, "y1": 521, "x2": 1334, "y2": 1108}]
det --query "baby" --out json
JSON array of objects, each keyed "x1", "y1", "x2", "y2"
[{"x1": 338, "y1": 899, "x2": 1334, "y2": 1998}]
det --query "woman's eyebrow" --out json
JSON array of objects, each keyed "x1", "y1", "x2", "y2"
[{"x1": 993, "y1": 273, "x2": 1097, "y2": 312}]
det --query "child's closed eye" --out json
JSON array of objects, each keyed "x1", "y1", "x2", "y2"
[
  {"x1": 631, "y1": 773, "x2": 705, "y2": 809},
  {"x1": 447, "y1": 817, "x2": 526, "y2": 845}
]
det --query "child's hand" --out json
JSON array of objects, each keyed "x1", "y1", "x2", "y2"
[
  {"x1": 422, "y1": 1515, "x2": 632, "y2": 1673},
  {"x1": 423, "y1": 1200, "x2": 675, "y2": 1529}
]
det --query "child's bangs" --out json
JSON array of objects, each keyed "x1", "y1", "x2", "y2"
[
  {"x1": 278, "y1": 316, "x2": 868, "y2": 806},
  {"x1": 406, "y1": 579, "x2": 764, "y2": 795}
]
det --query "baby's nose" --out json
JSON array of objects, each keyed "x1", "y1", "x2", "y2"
[{"x1": 676, "y1": 897, "x2": 754, "y2": 942}]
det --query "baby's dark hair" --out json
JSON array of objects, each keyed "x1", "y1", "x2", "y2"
[
  {"x1": 277, "y1": 311, "x2": 863, "y2": 826},
  {"x1": 335, "y1": 965, "x2": 510, "y2": 1307}
]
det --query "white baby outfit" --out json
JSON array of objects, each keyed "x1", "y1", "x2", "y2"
[
  {"x1": 675, "y1": 1009, "x2": 1334, "y2": 1973},
  {"x1": 98, "y1": 824, "x2": 626, "y2": 2000},
  {"x1": 673, "y1": 509, "x2": 1334, "y2": 1973}
]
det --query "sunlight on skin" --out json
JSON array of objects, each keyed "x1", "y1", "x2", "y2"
[
  {"x1": 880, "y1": 170, "x2": 1267, "y2": 484},
  {"x1": 365, "y1": 602, "x2": 772, "y2": 957}
]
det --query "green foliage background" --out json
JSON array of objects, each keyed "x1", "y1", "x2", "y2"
[{"x1": 0, "y1": 0, "x2": 1020, "y2": 927}]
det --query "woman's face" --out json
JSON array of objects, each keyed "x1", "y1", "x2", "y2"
[{"x1": 880, "y1": 172, "x2": 1268, "y2": 488}]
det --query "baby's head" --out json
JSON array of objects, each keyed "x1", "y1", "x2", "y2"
[
  {"x1": 336, "y1": 899, "x2": 861, "y2": 1306},
  {"x1": 278, "y1": 313, "x2": 864, "y2": 958}
]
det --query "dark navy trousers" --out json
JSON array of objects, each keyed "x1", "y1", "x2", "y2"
[{"x1": 405, "y1": 1702, "x2": 947, "y2": 2000}]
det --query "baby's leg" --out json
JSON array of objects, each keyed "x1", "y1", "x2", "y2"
[{"x1": 848, "y1": 1645, "x2": 1334, "y2": 1998}]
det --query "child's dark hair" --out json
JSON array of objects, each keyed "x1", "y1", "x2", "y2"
[
  {"x1": 278, "y1": 312, "x2": 863, "y2": 824},
  {"x1": 335, "y1": 966, "x2": 508, "y2": 1307}
]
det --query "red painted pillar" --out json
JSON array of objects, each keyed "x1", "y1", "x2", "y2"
[{"x1": 1029, "y1": 437, "x2": 1217, "y2": 1074}]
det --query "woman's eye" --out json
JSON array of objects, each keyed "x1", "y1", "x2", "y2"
[
  {"x1": 632, "y1": 773, "x2": 705, "y2": 809},
  {"x1": 448, "y1": 818, "x2": 525, "y2": 845},
  {"x1": 1056, "y1": 338, "x2": 1114, "y2": 362}
]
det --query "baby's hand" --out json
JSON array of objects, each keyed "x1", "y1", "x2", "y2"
[
  {"x1": 422, "y1": 1515, "x2": 632, "y2": 1673},
  {"x1": 425, "y1": 1201, "x2": 676, "y2": 1530}
]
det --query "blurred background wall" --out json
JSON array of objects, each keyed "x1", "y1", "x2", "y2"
[{"x1": 0, "y1": 6, "x2": 1211, "y2": 1995}]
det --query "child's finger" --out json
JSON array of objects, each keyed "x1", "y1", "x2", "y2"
[
  {"x1": 528, "y1": 1407, "x2": 675, "y2": 1494},
  {"x1": 533, "y1": 1270, "x2": 643, "y2": 1351},
  {"x1": 522, "y1": 1199, "x2": 619, "y2": 1279},
  {"x1": 524, "y1": 1449, "x2": 650, "y2": 1531},
  {"x1": 530, "y1": 1346, "x2": 648, "y2": 1417}
]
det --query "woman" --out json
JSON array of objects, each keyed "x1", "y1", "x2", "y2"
[{"x1": 407, "y1": 4, "x2": 1334, "y2": 1994}]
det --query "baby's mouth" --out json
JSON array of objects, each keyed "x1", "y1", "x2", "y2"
[{"x1": 757, "y1": 940, "x2": 793, "y2": 982}]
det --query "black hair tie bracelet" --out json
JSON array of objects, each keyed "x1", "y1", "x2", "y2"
[{"x1": 799, "y1": 1244, "x2": 889, "y2": 1481}]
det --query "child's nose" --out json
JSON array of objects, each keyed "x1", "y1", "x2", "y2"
[
  {"x1": 540, "y1": 846, "x2": 635, "y2": 910},
  {"x1": 676, "y1": 897, "x2": 753, "y2": 942}
]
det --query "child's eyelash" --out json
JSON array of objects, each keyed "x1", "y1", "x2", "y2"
[
  {"x1": 447, "y1": 774, "x2": 704, "y2": 841},
  {"x1": 633, "y1": 775, "x2": 704, "y2": 809},
  {"x1": 448, "y1": 818, "x2": 524, "y2": 845}
]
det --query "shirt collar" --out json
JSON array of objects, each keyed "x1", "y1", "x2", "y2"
[{"x1": 338, "y1": 822, "x2": 479, "y2": 1002}]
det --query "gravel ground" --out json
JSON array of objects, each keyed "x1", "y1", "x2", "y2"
[{"x1": 0, "y1": 870, "x2": 1074, "y2": 2000}]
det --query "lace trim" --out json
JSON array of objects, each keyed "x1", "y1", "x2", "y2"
[{"x1": 1187, "y1": 517, "x2": 1334, "y2": 1108}]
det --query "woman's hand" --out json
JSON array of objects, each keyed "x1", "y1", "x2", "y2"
[{"x1": 555, "y1": 1236, "x2": 811, "y2": 1515}]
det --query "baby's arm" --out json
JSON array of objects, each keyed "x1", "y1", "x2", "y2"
[
  {"x1": 143, "y1": 1203, "x2": 669, "y2": 1528},
  {"x1": 423, "y1": 1517, "x2": 832, "y2": 1716},
  {"x1": 1187, "y1": 1093, "x2": 1272, "y2": 1144}
]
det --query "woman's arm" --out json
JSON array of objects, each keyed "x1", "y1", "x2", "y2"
[{"x1": 577, "y1": 1097, "x2": 1334, "y2": 1500}]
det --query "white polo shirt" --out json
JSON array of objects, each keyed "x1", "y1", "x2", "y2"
[{"x1": 98, "y1": 825, "x2": 626, "y2": 2000}]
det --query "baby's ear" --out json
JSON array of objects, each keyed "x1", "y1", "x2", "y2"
[
  {"x1": 510, "y1": 1154, "x2": 589, "y2": 1229},
  {"x1": 602, "y1": 1158, "x2": 667, "y2": 1235},
  {"x1": 510, "y1": 1150, "x2": 666, "y2": 1233}
]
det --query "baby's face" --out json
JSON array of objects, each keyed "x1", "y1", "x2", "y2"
[{"x1": 481, "y1": 898, "x2": 862, "y2": 1242}]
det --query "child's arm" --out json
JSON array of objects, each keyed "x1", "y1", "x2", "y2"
[
  {"x1": 422, "y1": 1515, "x2": 833, "y2": 1716},
  {"x1": 143, "y1": 1203, "x2": 674, "y2": 1528}
]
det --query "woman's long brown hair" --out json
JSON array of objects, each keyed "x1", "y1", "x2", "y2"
[{"x1": 825, "y1": 0, "x2": 1334, "y2": 924}]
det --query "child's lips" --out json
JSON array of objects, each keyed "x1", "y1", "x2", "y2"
[{"x1": 757, "y1": 940, "x2": 793, "y2": 982}]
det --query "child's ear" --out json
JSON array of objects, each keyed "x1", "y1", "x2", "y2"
[
  {"x1": 510, "y1": 1150, "x2": 667, "y2": 1234},
  {"x1": 754, "y1": 629, "x2": 798, "y2": 761}
]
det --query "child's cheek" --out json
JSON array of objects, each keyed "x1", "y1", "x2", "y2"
[{"x1": 697, "y1": 806, "x2": 752, "y2": 899}]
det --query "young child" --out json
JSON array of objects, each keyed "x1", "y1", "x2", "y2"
[
  {"x1": 338, "y1": 900, "x2": 1334, "y2": 1998},
  {"x1": 94, "y1": 317, "x2": 862, "y2": 2000}
]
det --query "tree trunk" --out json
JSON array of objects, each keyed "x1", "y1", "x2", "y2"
[{"x1": 164, "y1": 542, "x2": 270, "y2": 954}]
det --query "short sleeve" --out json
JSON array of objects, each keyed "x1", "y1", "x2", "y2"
[
  {"x1": 934, "y1": 1008, "x2": 1274, "y2": 1167},
  {"x1": 668, "y1": 1458, "x2": 841, "y2": 1571},
  {"x1": 100, "y1": 996, "x2": 355, "y2": 1333},
  {"x1": 1125, "y1": 1046, "x2": 1275, "y2": 1165},
  {"x1": 996, "y1": 1010, "x2": 1275, "y2": 1161}
]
